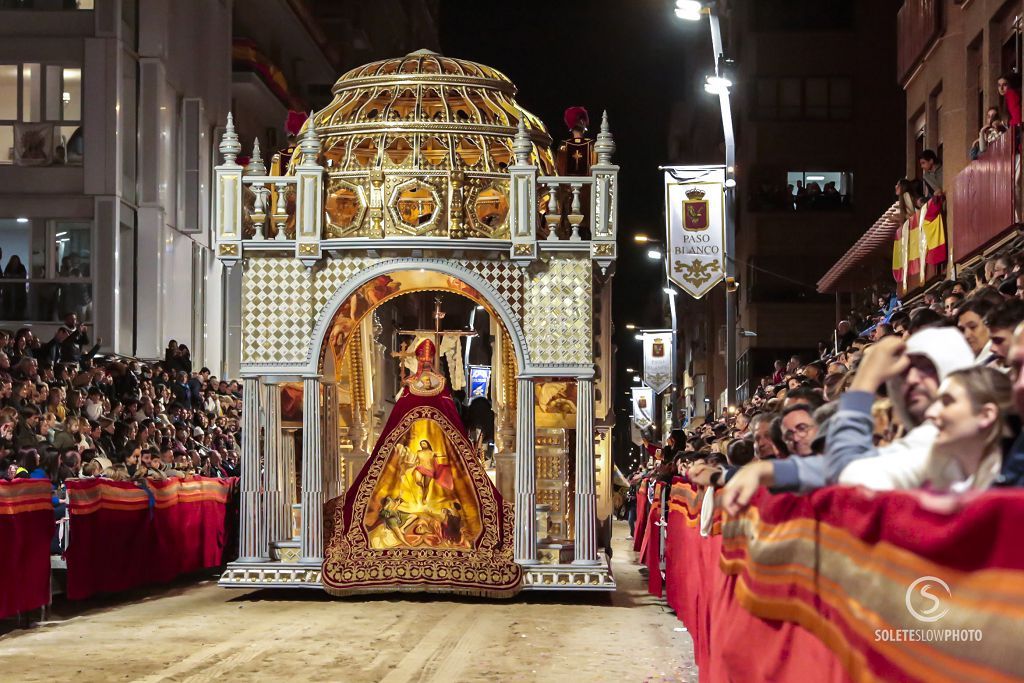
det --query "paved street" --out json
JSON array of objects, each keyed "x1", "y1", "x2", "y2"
[{"x1": 0, "y1": 523, "x2": 696, "y2": 683}]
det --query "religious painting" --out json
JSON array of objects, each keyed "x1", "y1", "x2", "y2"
[
  {"x1": 362, "y1": 416, "x2": 481, "y2": 550},
  {"x1": 534, "y1": 379, "x2": 577, "y2": 429}
]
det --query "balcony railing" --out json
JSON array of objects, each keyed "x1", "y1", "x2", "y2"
[
  {"x1": 213, "y1": 113, "x2": 619, "y2": 272},
  {"x1": 950, "y1": 126, "x2": 1017, "y2": 262}
]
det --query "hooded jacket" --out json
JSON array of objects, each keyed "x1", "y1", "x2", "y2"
[{"x1": 772, "y1": 327, "x2": 975, "y2": 492}]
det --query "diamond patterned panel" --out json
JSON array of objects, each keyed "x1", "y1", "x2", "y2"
[
  {"x1": 465, "y1": 260, "x2": 525, "y2": 322},
  {"x1": 243, "y1": 258, "x2": 313, "y2": 364},
  {"x1": 524, "y1": 257, "x2": 592, "y2": 365}
]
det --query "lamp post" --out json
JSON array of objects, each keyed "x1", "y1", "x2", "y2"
[{"x1": 675, "y1": 0, "x2": 738, "y2": 409}]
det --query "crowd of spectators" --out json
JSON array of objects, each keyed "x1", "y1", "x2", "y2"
[
  {"x1": 627, "y1": 246, "x2": 1024, "y2": 536},
  {"x1": 0, "y1": 316, "x2": 242, "y2": 523}
]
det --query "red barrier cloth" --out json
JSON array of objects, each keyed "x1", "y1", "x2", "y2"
[
  {"x1": 664, "y1": 482, "x2": 851, "y2": 683},
  {"x1": 0, "y1": 480, "x2": 54, "y2": 618},
  {"x1": 632, "y1": 479, "x2": 649, "y2": 552},
  {"x1": 65, "y1": 477, "x2": 234, "y2": 601},
  {"x1": 645, "y1": 482, "x2": 665, "y2": 597}
]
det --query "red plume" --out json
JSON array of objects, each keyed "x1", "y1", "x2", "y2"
[
  {"x1": 285, "y1": 110, "x2": 308, "y2": 136},
  {"x1": 564, "y1": 106, "x2": 589, "y2": 132}
]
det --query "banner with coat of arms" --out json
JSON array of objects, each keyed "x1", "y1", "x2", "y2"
[
  {"x1": 631, "y1": 386, "x2": 655, "y2": 431},
  {"x1": 664, "y1": 166, "x2": 726, "y2": 298},
  {"x1": 642, "y1": 330, "x2": 673, "y2": 394}
]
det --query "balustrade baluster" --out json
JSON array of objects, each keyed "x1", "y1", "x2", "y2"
[{"x1": 274, "y1": 182, "x2": 289, "y2": 240}]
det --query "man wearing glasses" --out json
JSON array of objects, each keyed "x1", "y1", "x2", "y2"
[{"x1": 780, "y1": 404, "x2": 818, "y2": 457}]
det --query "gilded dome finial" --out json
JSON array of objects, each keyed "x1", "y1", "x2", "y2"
[{"x1": 513, "y1": 119, "x2": 532, "y2": 165}]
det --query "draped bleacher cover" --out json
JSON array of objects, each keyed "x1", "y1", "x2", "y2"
[
  {"x1": 0, "y1": 480, "x2": 54, "y2": 618},
  {"x1": 65, "y1": 477, "x2": 235, "y2": 600},
  {"x1": 655, "y1": 479, "x2": 1024, "y2": 683}
]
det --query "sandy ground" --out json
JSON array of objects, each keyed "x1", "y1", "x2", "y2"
[{"x1": 0, "y1": 521, "x2": 696, "y2": 683}]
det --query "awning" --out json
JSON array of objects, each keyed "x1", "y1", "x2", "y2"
[{"x1": 816, "y1": 201, "x2": 902, "y2": 293}]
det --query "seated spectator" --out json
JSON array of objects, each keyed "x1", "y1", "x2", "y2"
[
  {"x1": 840, "y1": 367, "x2": 1012, "y2": 491},
  {"x1": 957, "y1": 298, "x2": 996, "y2": 364}
]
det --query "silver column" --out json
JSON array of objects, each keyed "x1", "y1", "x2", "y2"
[
  {"x1": 513, "y1": 376, "x2": 537, "y2": 564},
  {"x1": 261, "y1": 379, "x2": 289, "y2": 552},
  {"x1": 573, "y1": 377, "x2": 600, "y2": 564},
  {"x1": 238, "y1": 377, "x2": 265, "y2": 561},
  {"x1": 300, "y1": 375, "x2": 323, "y2": 563}
]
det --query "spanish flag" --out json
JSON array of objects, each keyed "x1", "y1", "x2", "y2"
[
  {"x1": 921, "y1": 195, "x2": 947, "y2": 265},
  {"x1": 892, "y1": 222, "x2": 904, "y2": 282},
  {"x1": 906, "y1": 211, "x2": 921, "y2": 278}
]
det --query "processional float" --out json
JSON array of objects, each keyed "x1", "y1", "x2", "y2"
[{"x1": 213, "y1": 50, "x2": 619, "y2": 593}]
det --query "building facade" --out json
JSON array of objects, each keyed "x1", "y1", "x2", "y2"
[{"x1": 0, "y1": 0, "x2": 438, "y2": 378}]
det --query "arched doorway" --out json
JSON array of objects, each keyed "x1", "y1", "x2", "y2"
[{"x1": 312, "y1": 266, "x2": 523, "y2": 506}]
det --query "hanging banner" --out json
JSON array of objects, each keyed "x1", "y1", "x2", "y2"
[
  {"x1": 642, "y1": 330, "x2": 674, "y2": 394},
  {"x1": 468, "y1": 365, "x2": 492, "y2": 399},
  {"x1": 631, "y1": 386, "x2": 655, "y2": 431},
  {"x1": 664, "y1": 165, "x2": 726, "y2": 298}
]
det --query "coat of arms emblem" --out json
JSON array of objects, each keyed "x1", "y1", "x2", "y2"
[
  {"x1": 652, "y1": 337, "x2": 665, "y2": 357},
  {"x1": 683, "y1": 187, "x2": 709, "y2": 231}
]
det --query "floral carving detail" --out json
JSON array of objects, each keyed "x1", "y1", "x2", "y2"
[{"x1": 673, "y1": 258, "x2": 721, "y2": 289}]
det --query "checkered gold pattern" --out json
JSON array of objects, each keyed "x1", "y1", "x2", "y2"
[
  {"x1": 242, "y1": 258, "x2": 314, "y2": 363},
  {"x1": 465, "y1": 260, "x2": 525, "y2": 322},
  {"x1": 525, "y1": 257, "x2": 593, "y2": 365},
  {"x1": 312, "y1": 257, "x2": 378, "y2": 317}
]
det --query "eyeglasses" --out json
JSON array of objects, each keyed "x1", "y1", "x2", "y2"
[{"x1": 782, "y1": 422, "x2": 814, "y2": 443}]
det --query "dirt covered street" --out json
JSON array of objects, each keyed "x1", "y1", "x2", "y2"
[{"x1": 0, "y1": 523, "x2": 695, "y2": 683}]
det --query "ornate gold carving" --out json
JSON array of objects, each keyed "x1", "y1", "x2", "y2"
[
  {"x1": 298, "y1": 243, "x2": 319, "y2": 255},
  {"x1": 592, "y1": 242, "x2": 614, "y2": 256},
  {"x1": 219, "y1": 243, "x2": 239, "y2": 256},
  {"x1": 513, "y1": 243, "x2": 534, "y2": 256}
]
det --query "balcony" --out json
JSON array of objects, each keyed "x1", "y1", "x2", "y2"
[
  {"x1": 950, "y1": 126, "x2": 1017, "y2": 262},
  {"x1": 897, "y1": 0, "x2": 942, "y2": 84}
]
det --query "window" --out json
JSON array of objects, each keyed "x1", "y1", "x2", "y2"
[
  {"x1": 0, "y1": 62, "x2": 83, "y2": 166},
  {"x1": 749, "y1": 171, "x2": 852, "y2": 211},
  {"x1": 0, "y1": 218, "x2": 92, "y2": 322},
  {"x1": 754, "y1": 77, "x2": 853, "y2": 120}
]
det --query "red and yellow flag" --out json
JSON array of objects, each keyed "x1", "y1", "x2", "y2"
[{"x1": 922, "y1": 195, "x2": 947, "y2": 265}]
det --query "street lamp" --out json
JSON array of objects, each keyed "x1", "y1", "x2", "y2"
[
  {"x1": 634, "y1": 234, "x2": 654, "y2": 243},
  {"x1": 674, "y1": 0, "x2": 703, "y2": 21},
  {"x1": 646, "y1": 249, "x2": 663, "y2": 260},
  {"x1": 625, "y1": 323, "x2": 637, "y2": 330},
  {"x1": 675, "y1": 0, "x2": 738, "y2": 409}
]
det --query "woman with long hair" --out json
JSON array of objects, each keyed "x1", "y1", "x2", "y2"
[{"x1": 840, "y1": 366, "x2": 1014, "y2": 491}]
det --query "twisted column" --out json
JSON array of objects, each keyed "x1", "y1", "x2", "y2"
[
  {"x1": 514, "y1": 377, "x2": 537, "y2": 564},
  {"x1": 238, "y1": 377, "x2": 265, "y2": 561},
  {"x1": 573, "y1": 377, "x2": 600, "y2": 564},
  {"x1": 300, "y1": 376, "x2": 323, "y2": 563}
]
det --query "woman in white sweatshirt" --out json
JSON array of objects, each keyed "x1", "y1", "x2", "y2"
[{"x1": 839, "y1": 366, "x2": 1013, "y2": 492}]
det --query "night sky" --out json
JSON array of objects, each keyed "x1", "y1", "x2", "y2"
[{"x1": 441, "y1": 1, "x2": 712, "y2": 460}]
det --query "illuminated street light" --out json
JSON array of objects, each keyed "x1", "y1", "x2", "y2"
[
  {"x1": 634, "y1": 234, "x2": 653, "y2": 243},
  {"x1": 662, "y1": 287, "x2": 677, "y2": 296},
  {"x1": 646, "y1": 249, "x2": 663, "y2": 260},
  {"x1": 626, "y1": 367, "x2": 635, "y2": 372},
  {"x1": 634, "y1": 334, "x2": 643, "y2": 341},
  {"x1": 674, "y1": 0, "x2": 702, "y2": 21},
  {"x1": 632, "y1": 375, "x2": 642, "y2": 383},
  {"x1": 625, "y1": 323, "x2": 637, "y2": 330},
  {"x1": 704, "y1": 75, "x2": 732, "y2": 95}
]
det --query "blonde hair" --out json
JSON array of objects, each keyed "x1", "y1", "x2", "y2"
[{"x1": 928, "y1": 366, "x2": 1013, "y2": 491}]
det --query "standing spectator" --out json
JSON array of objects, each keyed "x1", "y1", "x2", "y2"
[
  {"x1": 998, "y1": 71, "x2": 1022, "y2": 126},
  {"x1": 918, "y1": 149, "x2": 943, "y2": 197}
]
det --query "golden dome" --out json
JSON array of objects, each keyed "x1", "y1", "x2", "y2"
[{"x1": 302, "y1": 49, "x2": 555, "y2": 239}]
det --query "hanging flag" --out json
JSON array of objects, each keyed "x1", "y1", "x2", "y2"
[
  {"x1": 468, "y1": 365, "x2": 491, "y2": 399},
  {"x1": 922, "y1": 195, "x2": 947, "y2": 265},
  {"x1": 906, "y1": 210, "x2": 921, "y2": 279},
  {"x1": 664, "y1": 166, "x2": 726, "y2": 298},
  {"x1": 892, "y1": 222, "x2": 904, "y2": 283},
  {"x1": 631, "y1": 386, "x2": 655, "y2": 431},
  {"x1": 642, "y1": 330, "x2": 674, "y2": 394}
]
